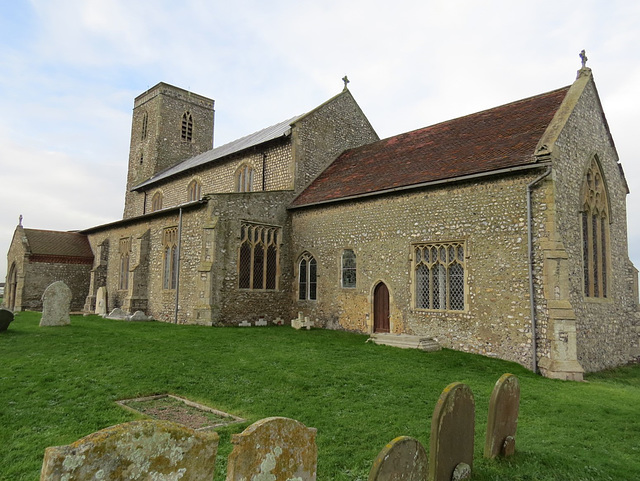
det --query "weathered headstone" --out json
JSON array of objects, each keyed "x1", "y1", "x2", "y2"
[
  {"x1": 106, "y1": 307, "x2": 127, "y2": 320},
  {"x1": 40, "y1": 419, "x2": 219, "y2": 481},
  {"x1": 0, "y1": 308, "x2": 14, "y2": 332},
  {"x1": 95, "y1": 286, "x2": 107, "y2": 316},
  {"x1": 226, "y1": 416, "x2": 317, "y2": 481},
  {"x1": 368, "y1": 436, "x2": 428, "y2": 481},
  {"x1": 39, "y1": 281, "x2": 71, "y2": 327},
  {"x1": 429, "y1": 382, "x2": 475, "y2": 481},
  {"x1": 238, "y1": 320, "x2": 251, "y2": 327},
  {"x1": 127, "y1": 310, "x2": 152, "y2": 322},
  {"x1": 484, "y1": 373, "x2": 520, "y2": 459}
]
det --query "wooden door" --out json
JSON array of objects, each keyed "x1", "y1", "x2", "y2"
[{"x1": 373, "y1": 282, "x2": 390, "y2": 333}]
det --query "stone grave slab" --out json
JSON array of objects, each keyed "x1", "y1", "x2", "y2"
[
  {"x1": 40, "y1": 419, "x2": 219, "y2": 481},
  {"x1": 39, "y1": 281, "x2": 71, "y2": 327},
  {"x1": 226, "y1": 416, "x2": 317, "y2": 481},
  {"x1": 368, "y1": 435, "x2": 428, "y2": 481},
  {"x1": 95, "y1": 286, "x2": 107, "y2": 316},
  {"x1": 484, "y1": 373, "x2": 520, "y2": 459},
  {"x1": 0, "y1": 308, "x2": 14, "y2": 332},
  {"x1": 429, "y1": 382, "x2": 475, "y2": 481}
]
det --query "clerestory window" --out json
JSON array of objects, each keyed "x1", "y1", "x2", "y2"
[
  {"x1": 414, "y1": 242, "x2": 465, "y2": 311},
  {"x1": 581, "y1": 157, "x2": 609, "y2": 298},
  {"x1": 238, "y1": 223, "x2": 280, "y2": 290},
  {"x1": 187, "y1": 179, "x2": 201, "y2": 202},
  {"x1": 151, "y1": 191, "x2": 163, "y2": 212},
  {"x1": 235, "y1": 164, "x2": 254, "y2": 193}
]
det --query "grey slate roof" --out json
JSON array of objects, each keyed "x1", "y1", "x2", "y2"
[{"x1": 132, "y1": 114, "x2": 304, "y2": 191}]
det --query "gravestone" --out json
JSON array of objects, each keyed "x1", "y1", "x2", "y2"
[
  {"x1": 0, "y1": 308, "x2": 14, "y2": 332},
  {"x1": 95, "y1": 286, "x2": 107, "y2": 316},
  {"x1": 40, "y1": 419, "x2": 219, "y2": 481},
  {"x1": 429, "y1": 382, "x2": 475, "y2": 481},
  {"x1": 39, "y1": 281, "x2": 71, "y2": 327},
  {"x1": 226, "y1": 416, "x2": 317, "y2": 481},
  {"x1": 484, "y1": 373, "x2": 520, "y2": 459},
  {"x1": 106, "y1": 308, "x2": 127, "y2": 320},
  {"x1": 127, "y1": 311, "x2": 151, "y2": 322},
  {"x1": 368, "y1": 436, "x2": 428, "y2": 481}
]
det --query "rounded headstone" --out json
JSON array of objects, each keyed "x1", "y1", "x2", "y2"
[
  {"x1": 429, "y1": 382, "x2": 475, "y2": 481},
  {"x1": 484, "y1": 373, "x2": 519, "y2": 459},
  {"x1": 0, "y1": 308, "x2": 14, "y2": 332},
  {"x1": 40, "y1": 281, "x2": 72, "y2": 327},
  {"x1": 368, "y1": 436, "x2": 428, "y2": 481}
]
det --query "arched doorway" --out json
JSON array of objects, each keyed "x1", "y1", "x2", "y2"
[
  {"x1": 373, "y1": 282, "x2": 390, "y2": 333},
  {"x1": 6, "y1": 263, "x2": 17, "y2": 311}
]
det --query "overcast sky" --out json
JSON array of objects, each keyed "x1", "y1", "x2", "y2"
[{"x1": 1, "y1": 0, "x2": 639, "y2": 280}]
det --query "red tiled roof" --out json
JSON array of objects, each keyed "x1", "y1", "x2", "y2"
[
  {"x1": 23, "y1": 229, "x2": 94, "y2": 259},
  {"x1": 291, "y1": 86, "x2": 570, "y2": 207}
]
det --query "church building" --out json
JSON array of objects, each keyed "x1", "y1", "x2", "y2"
[{"x1": 5, "y1": 61, "x2": 639, "y2": 380}]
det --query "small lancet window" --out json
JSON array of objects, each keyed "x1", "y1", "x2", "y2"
[
  {"x1": 581, "y1": 157, "x2": 609, "y2": 298},
  {"x1": 181, "y1": 111, "x2": 193, "y2": 142},
  {"x1": 341, "y1": 249, "x2": 356, "y2": 288}
]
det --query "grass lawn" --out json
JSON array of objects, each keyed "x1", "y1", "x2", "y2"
[{"x1": 1, "y1": 312, "x2": 639, "y2": 480}]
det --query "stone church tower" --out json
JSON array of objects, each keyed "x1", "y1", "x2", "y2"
[{"x1": 123, "y1": 82, "x2": 215, "y2": 219}]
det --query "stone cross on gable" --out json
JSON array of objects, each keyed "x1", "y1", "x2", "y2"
[
  {"x1": 342, "y1": 75, "x2": 350, "y2": 90},
  {"x1": 579, "y1": 49, "x2": 588, "y2": 68}
]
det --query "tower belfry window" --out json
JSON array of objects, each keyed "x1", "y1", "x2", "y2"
[
  {"x1": 141, "y1": 112, "x2": 148, "y2": 140},
  {"x1": 181, "y1": 111, "x2": 193, "y2": 142}
]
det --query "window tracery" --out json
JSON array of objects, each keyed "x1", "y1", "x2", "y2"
[
  {"x1": 238, "y1": 223, "x2": 280, "y2": 290},
  {"x1": 581, "y1": 157, "x2": 609, "y2": 298},
  {"x1": 414, "y1": 242, "x2": 465, "y2": 311}
]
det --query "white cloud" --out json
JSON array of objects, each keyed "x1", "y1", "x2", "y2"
[{"x1": 1, "y1": 0, "x2": 640, "y2": 279}]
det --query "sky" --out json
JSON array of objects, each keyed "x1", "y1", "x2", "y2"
[{"x1": 0, "y1": 0, "x2": 639, "y2": 280}]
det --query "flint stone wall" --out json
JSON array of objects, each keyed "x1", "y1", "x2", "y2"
[
  {"x1": 550, "y1": 78, "x2": 638, "y2": 371},
  {"x1": 291, "y1": 172, "x2": 544, "y2": 368}
]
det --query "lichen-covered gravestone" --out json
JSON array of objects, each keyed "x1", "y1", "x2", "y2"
[
  {"x1": 39, "y1": 419, "x2": 219, "y2": 481},
  {"x1": 368, "y1": 436, "x2": 428, "y2": 481},
  {"x1": 0, "y1": 308, "x2": 14, "y2": 332},
  {"x1": 484, "y1": 373, "x2": 520, "y2": 459},
  {"x1": 429, "y1": 382, "x2": 475, "y2": 481},
  {"x1": 95, "y1": 286, "x2": 107, "y2": 316},
  {"x1": 39, "y1": 281, "x2": 71, "y2": 327},
  {"x1": 226, "y1": 416, "x2": 317, "y2": 481}
]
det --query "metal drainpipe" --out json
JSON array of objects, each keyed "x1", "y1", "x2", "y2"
[
  {"x1": 527, "y1": 166, "x2": 552, "y2": 373},
  {"x1": 174, "y1": 207, "x2": 183, "y2": 324},
  {"x1": 262, "y1": 152, "x2": 267, "y2": 191}
]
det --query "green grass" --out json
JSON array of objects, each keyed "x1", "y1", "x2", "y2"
[{"x1": 2, "y1": 312, "x2": 639, "y2": 480}]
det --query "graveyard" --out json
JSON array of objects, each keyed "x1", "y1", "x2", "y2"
[{"x1": 1, "y1": 312, "x2": 640, "y2": 480}]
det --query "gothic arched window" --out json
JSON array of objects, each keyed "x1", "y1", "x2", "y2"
[
  {"x1": 181, "y1": 111, "x2": 193, "y2": 142},
  {"x1": 187, "y1": 179, "x2": 201, "y2": 202},
  {"x1": 298, "y1": 252, "x2": 317, "y2": 301},
  {"x1": 151, "y1": 191, "x2": 163, "y2": 212},
  {"x1": 581, "y1": 157, "x2": 610, "y2": 298},
  {"x1": 235, "y1": 164, "x2": 254, "y2": 192}
]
